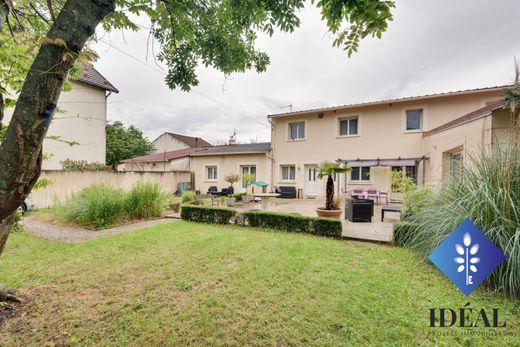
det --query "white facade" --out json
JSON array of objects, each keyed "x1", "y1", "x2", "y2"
[{"x1": 4, "y1": 78, "x2": 115, "y2": 170}]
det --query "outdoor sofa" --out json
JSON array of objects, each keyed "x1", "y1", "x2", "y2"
[{"x1": 275, "y1": 186, "x2": 297, "y2": 199}]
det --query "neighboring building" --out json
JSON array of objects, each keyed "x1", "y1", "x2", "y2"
[
  {"x1": 191, "y1": 143, "x2": 272, "y2": 194},
  {"x1": 151, "y1": 132, "x2": 212, "y2": 153},
  {"x1": 268, "y1": 85, "x2": 509, "y2": 197},
  {"x1": 117, "y1": 146, "x2": 210, "y2": 172},
  {"x1": 119, "y1": 84, "x2": 516, "y2": 198},
  {"x1": 4, "y1": 66, "x2": 118, "y2": 170}
]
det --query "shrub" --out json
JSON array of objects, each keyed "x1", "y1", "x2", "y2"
[
  {"x1": 401, "y1": 187, "x2": 434, "y2": 221},
  {"x1": 243, "y1": 211, "x2": 342, "y2": 238},
  {"x1": 391, "y1": 170, "x2": 416, "y2": 193},
  {"x1": 125, "y1": 181, "x2": 169, "y2": 219},
  {"x1": 392, "y1": 221, "x2": 419, "y2": 246},
  {"x1": 55, "y1": 185, "x2": 126, "y2": 229},
  {"x1": 181, "y1": 205, "x2": 236, "y2": 224},
  {"x1": 181, "y1": 206, "x2": 342, "y2": 238},
  {"x1": 231, "y1": 192, "x2": 246, "y2": 200},
  {"x1": 11, "y1": 211, "x2": 24, "y2": 233},
  {"x1": 62, "y1": 159, "x2": 112, "y2": 172},
  {"x1": 399, "y1": 137, "x2": 520, "y2": 298},
  {"x1": 181, "y1": 190, "x2": 196, "y2": 203}
]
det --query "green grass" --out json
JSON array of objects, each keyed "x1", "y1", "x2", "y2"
[{"x1": 0, "y1": 222, "x2": 518, "y2": 346}]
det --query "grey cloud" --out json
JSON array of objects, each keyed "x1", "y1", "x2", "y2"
[{"x1": 93, "y1": 0, "x2": 520, "y2": 144}]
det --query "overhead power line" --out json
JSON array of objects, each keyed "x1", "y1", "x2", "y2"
[{"x1": 98, "y1": 39, "x2": 268, "y2": 128}]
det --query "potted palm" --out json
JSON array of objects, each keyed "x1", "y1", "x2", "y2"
[
  {"x1": 316, "y1": 161, "x2": 351, "y2": 219},
  {"x1": 241, "y1": 172, "x2": 255, "y2": 203}
]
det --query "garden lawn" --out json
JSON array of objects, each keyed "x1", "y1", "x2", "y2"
[{"x1": 0, "y1": 221, "x2": 518, "y2": 346}]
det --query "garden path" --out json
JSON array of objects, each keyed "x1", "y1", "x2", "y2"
[{"x1": 23, "y1": 216, "x2": 177, "y2": 243}]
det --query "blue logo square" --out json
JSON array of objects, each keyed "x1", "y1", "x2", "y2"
[{"x1": 428, "y1": 219, "x2": 506, "y2": 296}]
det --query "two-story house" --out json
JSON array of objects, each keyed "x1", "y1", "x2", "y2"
[
  {"x1": 267, "y1": 85, "x2": 510, "y2": 197},
  {"x1": 120, "y1": 85, "x2": 515, "y2": 197},
  {"x1": 3, "y1": 66, "x2": 119, "y2": 170}
]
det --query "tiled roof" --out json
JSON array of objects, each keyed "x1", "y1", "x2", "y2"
[
  {"x1": 423, "y1": 99, "x2": 506, "y2": 137},
  {"x1": 166, "y1": 132, "x2": 212, "y2": 147},
  {"x1": 121, "y1": 146, "x2": 213, "y2": 163},
  {"x1": 77, "y1": 67, "x2": 119, "y2": 93},
  {"x1": 191, "y1": 142, "x2": 271, "y2": 156},
  {"x1": 268, "y1": 85, "x2": 511, "y2": 118}
]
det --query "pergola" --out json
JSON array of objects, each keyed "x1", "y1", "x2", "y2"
[{"x1": 336, "y1": 156, "x2": 428, "y2": 190}]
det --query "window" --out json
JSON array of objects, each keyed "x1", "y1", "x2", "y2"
[
  {"x1": 405, "y1": 109, "x2": 423, "y2": 131},
  {"x1": 392, "y1": 165, "x2": 417, "y2": 185},
  {"x1": 339, "y1": 117, "x2": 359, "y2": 136},
  {"x1": 241, "y1": 165, "x2": 256, "y2": 188},
  {"x1": 281, "y1": 165, "x2": 296, "y2": 181},
  {"x1": 350, "y1": 166, "x2": 370, "y2": 182},
  {"x1": 449, "y1": 152, "x2": 463, "y2": 180},
  {"x1": 206, "y1": 166, "x2": 217, "y2": 180},
  {"x1": 289, "y1": 122, "x2": 305, "y2": 140},
  {"x1": 405, "y1": 165, "x2": 417, "y2": 184}
]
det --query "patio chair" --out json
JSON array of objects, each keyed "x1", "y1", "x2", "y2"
[
  {"x1": 366, "y1": 188, "x2": 379, "y2": 204},
  {"x1": 207, "y1": 186, "x2": 220, "y2": 196},
  {"x1": 352, "y1": 188, "x2": 365, "y2": 199}
]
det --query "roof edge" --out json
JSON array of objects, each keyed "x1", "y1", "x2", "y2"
[
  {"x1": 423, "y1": 99, "x2": 506, "y2": 137},
  {"x1": 268, "y1": 85, "x2": 511, "y2": 118}
]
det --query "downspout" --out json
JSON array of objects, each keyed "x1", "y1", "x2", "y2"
[{"x1": 268, "y1": 118, "x2": 275, "y2": 191}]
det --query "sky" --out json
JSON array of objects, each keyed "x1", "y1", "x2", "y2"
[{"x1": 92, "y1": 0, "x2": 520, "y2": 145}]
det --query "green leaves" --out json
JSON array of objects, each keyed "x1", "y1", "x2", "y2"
[
  {"x1": 101, "y1": 0, "x2": 393, "y2": 91},
  {"x1": 316, "y1": 161, "x2": 350, "y2": 179},
  {"x1": 105, "y1": 121, "x2": 154, "y2": 166}
]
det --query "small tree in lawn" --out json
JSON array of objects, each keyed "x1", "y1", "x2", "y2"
[
  {"x1": 316, "y1": 161, "x2": 350, "y2": 210},
  {"x1": 224, "y1": 174, "x2": 240, "y2": 189}
]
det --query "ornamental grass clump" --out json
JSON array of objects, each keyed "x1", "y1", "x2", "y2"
[
  {"x1": 125, "y1": 181, "x2": 169, "y2": 219},
  {"x1": 399, "y1": 132, "x2": 520, "y2": 298},
  {"x1": 55, "y1": 185, "x2": 126, "y2": 229}
]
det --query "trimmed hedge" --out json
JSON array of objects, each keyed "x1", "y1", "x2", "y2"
[
  {"x1": 392, "y1": 221, "x2": 419, "y2": 246},
  {"x1": 243, "y1": 211, "x2": 342, "y2": 238},
  {"x1": 181, "y1": 205, "x2": 236, "y2": 224},
  {"x1": 180, "y1": 205, "x2": 342, "y2": 238}
]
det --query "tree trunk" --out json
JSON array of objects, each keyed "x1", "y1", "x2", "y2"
[
  {"x1": 0, "y1": 92, "x2": 4, "y2": 131},
  {"x1": 325, "y1": 175, "x2": 334, "y2": 210},
  {"x1": 0, "y1": 0, "x2": 116, "y2": 257}
]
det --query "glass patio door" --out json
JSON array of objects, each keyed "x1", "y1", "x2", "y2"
[{"x1": 241, "y1": 165, "x2": 256, "y2": 190}]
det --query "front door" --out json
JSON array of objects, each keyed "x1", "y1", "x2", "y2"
[{"x1": 304, "y1": 165, "x2": 318, "y2": 197}]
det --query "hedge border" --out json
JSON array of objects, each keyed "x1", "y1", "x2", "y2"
[{"x1": 180, "y1": 205, "x2": 342, "y2": 238}]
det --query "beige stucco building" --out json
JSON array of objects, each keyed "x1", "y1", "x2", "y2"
[
  {"x1": 267, "y1": 86, "x2": 510, "y2": 197},
  {"x1": 120, "y1": 85, "x2": 516, "y2": 198},
  {"x1": 191, "y1": 143, "x2": 272, "y2": 194},
  {"x1": 3, "y1": 67, "x2": 118, "y2": 170}
]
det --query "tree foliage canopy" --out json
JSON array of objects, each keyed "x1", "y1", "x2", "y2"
[{"x1": 106, "y1": 121, "x2": 154, "y2": 167}]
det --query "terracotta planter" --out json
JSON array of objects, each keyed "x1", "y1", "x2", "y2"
[{"x1": 316, "y1": 208, "x2": 343, "y2": 219}]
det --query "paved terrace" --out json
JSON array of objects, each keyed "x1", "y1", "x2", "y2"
[{"x1": 237, "y1": 198, "x2": 399, "y2": 243}]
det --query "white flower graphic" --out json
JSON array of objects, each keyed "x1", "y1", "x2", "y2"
[{"x1": 454, "y1": 232, "x2": 480, "y2": 285}]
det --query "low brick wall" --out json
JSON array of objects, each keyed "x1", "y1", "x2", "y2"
[{"x1": 31, "y1": 170, "x2": 191, "y2": 208}]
